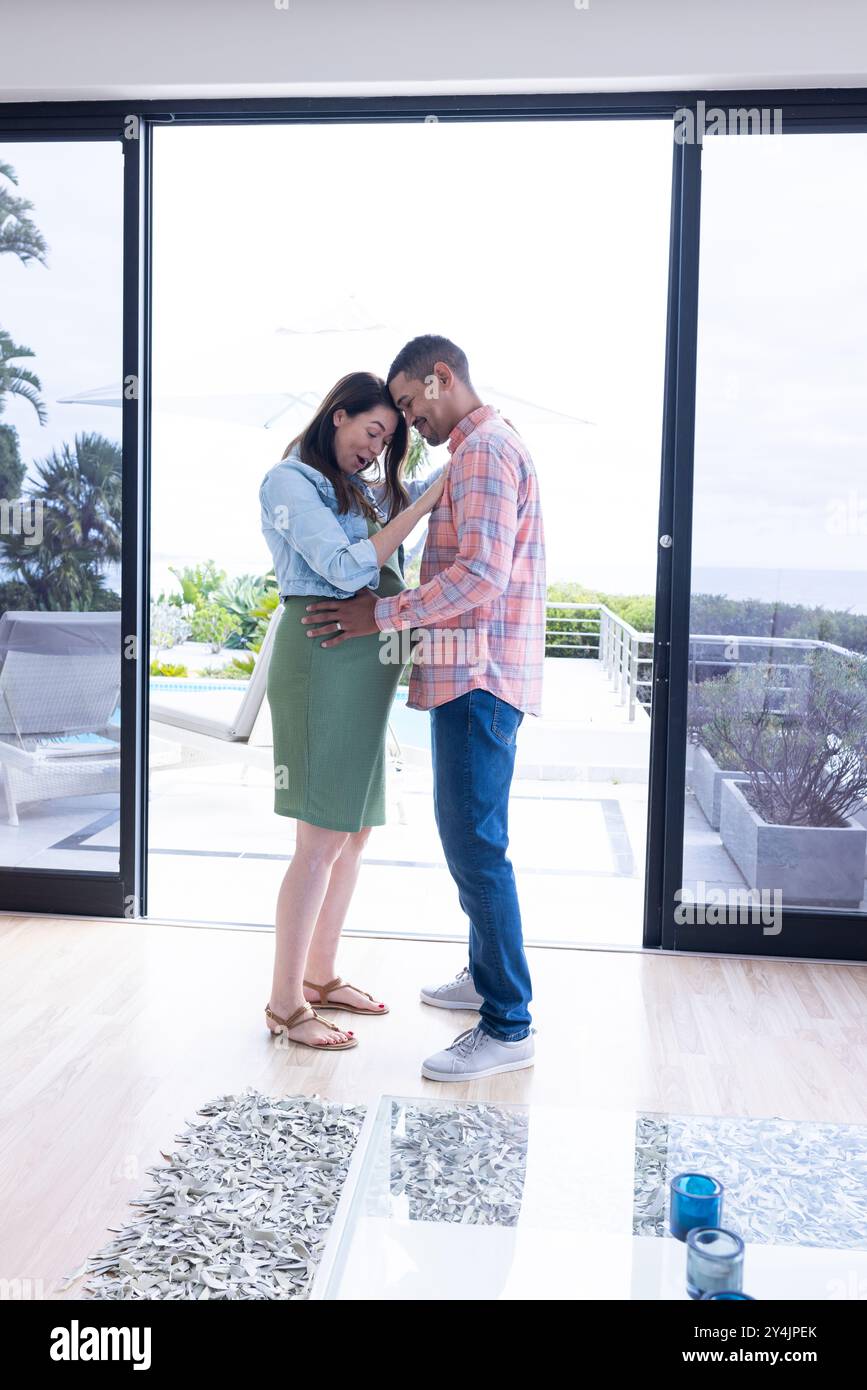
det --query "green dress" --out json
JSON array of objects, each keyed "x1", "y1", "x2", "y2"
[{"x1": 266, "y1": 517, "x2": 410, "y2": 831}]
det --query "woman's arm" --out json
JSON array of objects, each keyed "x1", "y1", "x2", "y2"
[
  {"x1": 262, "y1": 470, "x2": 381, "y2": 593},
  {"x1": 366, "y1": 467, "x2": 447, "y2": 567},
  {"x1": 400, "y1": 462, "x2": 447, "y2": 507},
  {"x1": 374, "y1": 446, "x2": 518, "y2": 628}
]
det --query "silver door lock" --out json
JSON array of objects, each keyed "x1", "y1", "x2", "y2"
[{"x1": 659, "y1": 534, "x2": 673, "y2": 548}]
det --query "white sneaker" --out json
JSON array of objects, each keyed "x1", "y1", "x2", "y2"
[
  {"x1": 421, "y1": 1023, "x2": 536, "y2": 1081},
  {"x1": 420, "y1": 964, "x2": 484, "y2": 1011}
]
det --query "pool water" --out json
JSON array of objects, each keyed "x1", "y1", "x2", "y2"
[{"x1": 389, "y1": 688, "x2": 431, "y2": 749}]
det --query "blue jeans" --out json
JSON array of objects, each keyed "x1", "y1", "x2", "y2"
[{"x1": 429, "y1": 688, "x2": 532, "y2": 1041}]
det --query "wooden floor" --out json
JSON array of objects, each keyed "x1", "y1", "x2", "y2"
[{"x1": 2, "y1": 913, "x2": 866, "y2": 1297}]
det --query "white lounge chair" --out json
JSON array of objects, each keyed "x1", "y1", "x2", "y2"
[
  {"x1": 148, "y1": 605, "x2": 283, "y2": 763},
  {"x1": 0, "y1": 611, "x2": 122, "y2": 826},
  {"x1": 149, "y1": 604, "x2": 408, "y2": 821}
]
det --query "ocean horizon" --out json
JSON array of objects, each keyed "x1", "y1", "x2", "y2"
[{"x1": 690, "y1": 565, "x2": 867, "y2": 617}]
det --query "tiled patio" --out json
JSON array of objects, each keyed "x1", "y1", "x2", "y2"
[{"x1": 12, "y1": 657, "x2": 856, "y2": 943}]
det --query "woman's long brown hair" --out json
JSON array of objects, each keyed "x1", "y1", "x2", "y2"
[{"x1": 282, "y1": 371, "x2": 410, "y2": 522}]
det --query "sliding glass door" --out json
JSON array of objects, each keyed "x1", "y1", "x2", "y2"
[
  {"x1": 144, "y1": 117, "x2": 672, "y2": 947},
  {"x1": 2, "y1": 93, "x2": 865, "y2": 958},
  {"x1": 0, "y1": 121, "x2": 145, "y2": 916},
  {"x1": 666, "y1": 120, "x2": 867, "y2": 959}
]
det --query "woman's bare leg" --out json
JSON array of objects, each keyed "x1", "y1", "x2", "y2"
[
  {"x1": 304, "y1": 827, "x2": 386, "y2": 1011},
  {"x1": 267, "y1": 820, "x2": 355, "y2": 1046}
]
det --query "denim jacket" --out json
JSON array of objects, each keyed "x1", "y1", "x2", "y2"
[{"x1": 259, "y1": 443, "x2": 445, "y2": 599}]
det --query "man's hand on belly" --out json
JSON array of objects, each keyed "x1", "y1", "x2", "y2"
[{"x1": 301, "y1": 588, "x2": 379, "y2": 645}]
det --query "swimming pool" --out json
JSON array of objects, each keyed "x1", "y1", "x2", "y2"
[
  {"x1": 389, "y1": 688, "x2": 431, "y2": 750},
  {"x1": 150, "y1": 678, "x2": 432, "y2": 746}
]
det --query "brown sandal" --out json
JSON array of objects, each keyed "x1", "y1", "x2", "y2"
[
  {"x1": 264, "y1": 1001, "x2": 358, "y2": 1049},
  {"x1": 303, "y1": 976, "x2": 390, "y2": 1015}
]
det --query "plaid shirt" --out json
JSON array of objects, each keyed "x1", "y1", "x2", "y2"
[{"x1": 373, "y1": 403, "x2": 546, "y2": 715}]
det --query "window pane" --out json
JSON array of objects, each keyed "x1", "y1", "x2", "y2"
[
  {"x1": 147, "y1": 120, "x2": 672, "y2": 945},
  {"x1": 0, "y1": 142, "x2": 123, "y2": 872},
  {"x1": 683, "y1": 133, "x2": 867, "y2": 925}
]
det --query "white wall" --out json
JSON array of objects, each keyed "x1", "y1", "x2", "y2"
[{"x1": 0, "y1": 0, "x2": 866, "y2": 103}]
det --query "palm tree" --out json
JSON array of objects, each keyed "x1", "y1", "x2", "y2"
[
  {"x1": 1, "y1": 432, "x2": 121, "y2": 609},
  {"x1": 0, "y1": 163, "x2": 48, "y2": 441},
  {"x1": 0, "y1": 162, "x2": 48, "y2": 266},
  {"x1": 0, "y1": 329, "x2": 46, "y2": 424}
]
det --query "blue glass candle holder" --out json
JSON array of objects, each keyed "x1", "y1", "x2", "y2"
[
  {"x1": 702, "y1": 1291, "x2": 755, "y2": 1300},
  {"x1": 669, "y1": 1172, "x2": 724, "y2": 1241},
  {"x1": 686, "y1": 1228, "x2": 745, "y2": 1299}
]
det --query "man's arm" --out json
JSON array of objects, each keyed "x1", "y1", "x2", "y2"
[{"x1": 374, "y1": 442, "x2": 519, "y2": 632}]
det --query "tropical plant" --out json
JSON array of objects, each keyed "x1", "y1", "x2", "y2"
[
  {"x1": 0, "y1": 162, "x2": 49, "y2": 266},
  {"x1": 212, "y1": 572, "x2": 273, "y2": 648},
  {"x1": 150, "y1": 600, "x2": 193, "y2": 654},
  {"x1": 150, "y1": 660, "x2": 188, "y2": 678},
  {"x1": 244, "y1": 585, "x2": 281, "y2": 651},
  {"x1": 197, "y1": 662, "x2": 250, "y2": 680},
  {"x1": 225, "y1": 653, "x2": 256, "y2": 677},
  {"x1": 0, "y1": 163, "x2": 48, "y2": 522},
  {"x1": 0, "y1": 578, "x2": 35, "y2": 611},
  {"x1": 1, "y1": 432, "x2": 121, "y2": 609},
  {"x1": 0, "y1": 422, "x2": 26, "y2": 506},
  {"x1": 403, "y1": 427, "x2": 429, "y2": 479},
  {"x1": 0, "y1": 329, "x2": 46, "y2": 425},
  {"x1": 167, "y1": 560, "x2": 226, "y2": 607},
  {"x1": 189, "y1": 599, "x2": 242, "y2": 653}
]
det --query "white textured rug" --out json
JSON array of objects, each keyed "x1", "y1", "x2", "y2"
[{"x1": 63, "y1": 1089, "x2": 367, "y2": 1300}]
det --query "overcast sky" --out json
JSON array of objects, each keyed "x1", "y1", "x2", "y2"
[{"x1": 2, "y1": 121, "x2": 866, "y2": 616}]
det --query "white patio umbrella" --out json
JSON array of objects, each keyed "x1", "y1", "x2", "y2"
[{"x1": 59, "y1": 292, "x2": 596, "y2": 434}]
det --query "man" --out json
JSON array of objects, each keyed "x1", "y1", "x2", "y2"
[{"x1": 302, "y1": 335, "x2": 547, "y2": 1080}]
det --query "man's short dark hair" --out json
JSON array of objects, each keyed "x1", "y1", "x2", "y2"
[{"x1": 387, "y1": 335, "x2": 472, "y2": 389}]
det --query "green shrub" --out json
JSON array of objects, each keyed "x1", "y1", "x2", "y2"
[
  {"x1": 150, "y1": 660, "x2": 188, "y2": 678},
  {"x1": 213, "y1": 573, "x2": 276, "y2": 649},
  {"x1": 197, "y1": 662, "x2": 250, "y2": 680},
  {"x1": 544, "y1": 581, "x2": 655, "y2": 659},
  {"x1": 167, "y1": 561, "x2": 226, "y2": 607},
  {"x1": 189, "y1": 600, "x2": 242, "y2": 653},
  {"x1": 0, "y1": 580, "x2": 37, "y2": 612}
]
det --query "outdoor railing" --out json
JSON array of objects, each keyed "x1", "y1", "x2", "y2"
[
  {"x1": 545, "y1": 604, "x2": 867, "y2": 723},
  {"x1": 545, "y1": 602, "x2": 653, "y2": 721}
]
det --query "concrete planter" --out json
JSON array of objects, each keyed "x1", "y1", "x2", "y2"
[
  {"x1": 719, "y1": 777, "x2": 867, "y2": 908},
  {"x1": 691, "y1": 743, "x2": 748, "y2": 831}
]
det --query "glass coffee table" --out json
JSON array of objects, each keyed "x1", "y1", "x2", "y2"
[{"x1": 310, "y1": 1095, "x2": 867, "y2": 1300}]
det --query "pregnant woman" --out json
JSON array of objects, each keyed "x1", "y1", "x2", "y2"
[{"x1": 259, "y1": 371, "x2": 446, "y2": 1051}]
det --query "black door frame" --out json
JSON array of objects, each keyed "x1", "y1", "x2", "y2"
[
  {"x1": 657, "y1": 99, "x2": 867, "y2": 961},
  {"x1": 0, "y1": 110, "x2": 147, "y2": 917},
  {"x1": 2, "y1": 88, "x2": 867, "y2": 954}
]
